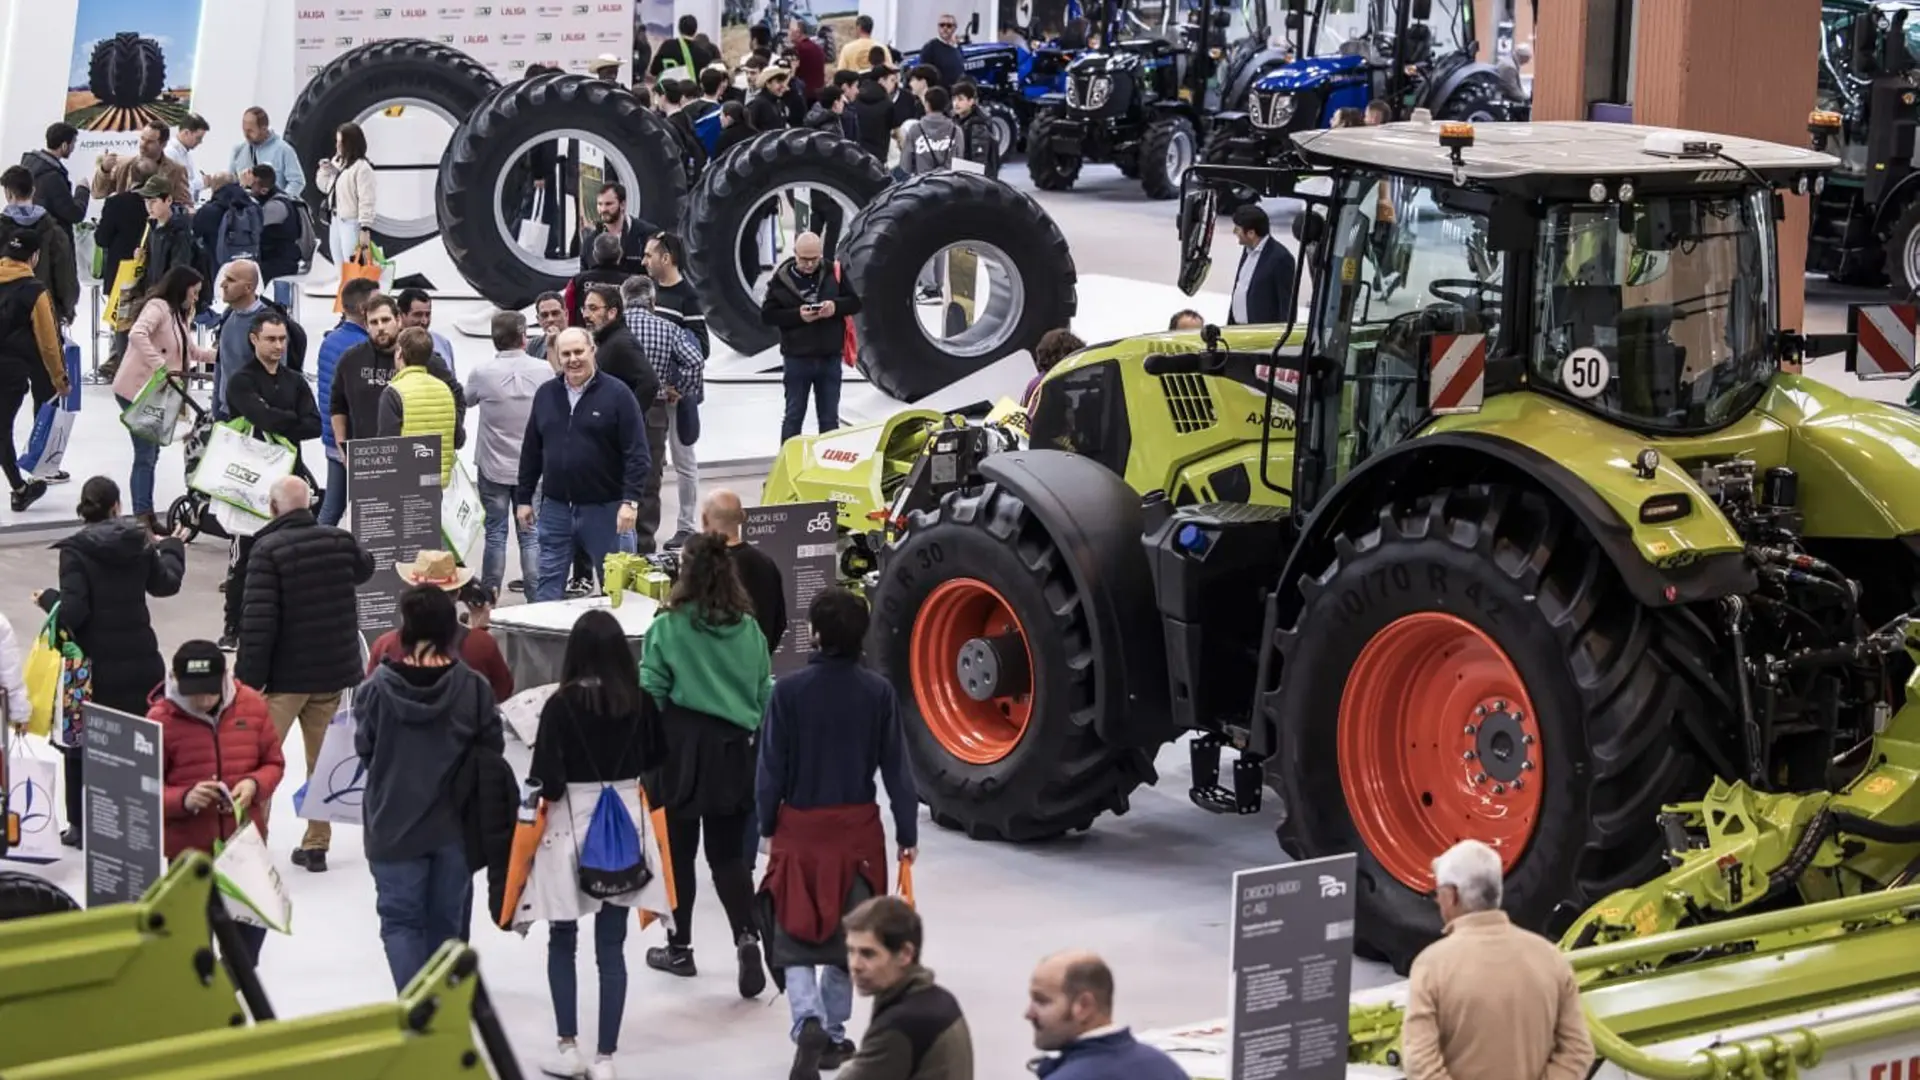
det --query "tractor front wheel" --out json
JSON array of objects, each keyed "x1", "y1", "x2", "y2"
[
  {"x1": 1026, "y1": 113, "x2": 1082, "y2": 191},
  {"x1": 872, "y1": 483, "x2": 1156, "y2": 841},
  {"x1": 1271, "y1": 485, "x2": 1708, "y2": 971},
  {"x1": 1139, "y1": 117, "x2": 1196, "y2": 199}
]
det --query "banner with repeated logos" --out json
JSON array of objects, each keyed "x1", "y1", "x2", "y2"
[{"x1": 294, "y1": 1, "x2": 637, "y2": 84}]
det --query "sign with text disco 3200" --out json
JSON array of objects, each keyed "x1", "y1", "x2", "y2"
[
  {"x1": 83, "y1": 704, "x2": 166, "y2": 908},
  {"x1": 349, "y1": 436, "x2": 443, "y2": 637},
  {"x1": 1230, "y1": 854, "x2": 1357, "y2": 1080},
  {"x1": 745, "y1": 502, "x2": 839, "y2": 678}
]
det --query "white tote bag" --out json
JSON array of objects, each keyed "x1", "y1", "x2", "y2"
[
  {"x1": 517, "y1": 189, "x2": 551, "y2": 255},
  {"x1": 294, "y1": 706, "x2": 364, "y2": 826},
  {"x1": 441, "y1": 459, "x2": 486, "y2": 565},
  {"x1": 4, "y1": 746, "x2": 62, "y2": 864},
  {"x1": 189, "y1": 420, "x2": 297, "y2": 519},
  {"x1": 215, "y1": 821, "x2": 293, "y2": 934}
]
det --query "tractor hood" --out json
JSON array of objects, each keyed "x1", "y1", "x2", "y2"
[
  {"x1": 1253, "y1": 52, "x2": 1366, "y2": 91},
  {"x1": 762, "y1": 409, "x2": 944, "y2": 532}
]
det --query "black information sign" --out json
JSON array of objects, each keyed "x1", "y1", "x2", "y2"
[
  {"x1": 1230, "y1": 854, "x2": 1358, "y2": 1080},
  {"x1": 83, "y1": 704, "x2": 166, "y2": 908},
  {"x1": 348, "y1": 435, "x2": 443, "y2": 636},
  {"x1": 745, "y1": 501, "x2": 839, "y2": 678}
]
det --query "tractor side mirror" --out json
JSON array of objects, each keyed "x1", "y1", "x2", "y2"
[
  {"x1": 1890, "y1": 12, "x2": 1916, "y2": 71},
  {"x1": 968, "y1": 12, "x2": 982, "y2": 37},
  {"x1": 1410, "y1": 0, "x2": 1433, "y2": 21},
  {"x1": 1845, "y1": 303, "x2": 1920, "y2": 380},
  {"x1": 1852, "y1": 13, "x2": 1881, "y2": 77},
  {"x1": 1286, "y1": 0, "x2": 1309, "y2": 11},
  {"x1": 1178, "y1": 185, "x2": 1221, "y2": 296},
  {"x1": 1286, "y1": 11, "x2": 1303, "y2": 30}
]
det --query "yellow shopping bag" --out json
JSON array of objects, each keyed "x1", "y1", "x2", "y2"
[
  {"x1": 23, "y1": 608, "x2": 62, "y2": 739},
  {"x1": 104, "y1": 225, "x2": 149, "y2": 332}
]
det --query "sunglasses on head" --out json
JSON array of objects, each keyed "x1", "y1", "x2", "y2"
[{"x1": 940, "y1": 21, "x2": 956, "y2": 27}]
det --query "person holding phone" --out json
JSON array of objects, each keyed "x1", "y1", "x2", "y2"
[{"x1": 760, "y1": 231, "x2": 860, "y2": 443}]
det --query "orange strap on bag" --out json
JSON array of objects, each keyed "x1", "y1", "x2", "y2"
[
  {"x1": 497, "y1": 801, "x2": 548, "y2": 929},
  {"x1": 638, "y1": 797, "x2": 679, "y2": 931},
  {"x1": 897, "y1": 858, "x2": 915, "y2": 908}
]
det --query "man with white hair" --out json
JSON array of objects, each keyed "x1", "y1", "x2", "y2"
[
  {"x1": 236, "y1": 472, "x2": 376, "y2": 874},
  {"x1": 1402, "y1": 840, "x2": 1592, "y2": 1080}
]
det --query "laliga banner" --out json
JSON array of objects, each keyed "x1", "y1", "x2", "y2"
[{"x1": 295, "y1": 2, "x2": 637, "y2": 83}]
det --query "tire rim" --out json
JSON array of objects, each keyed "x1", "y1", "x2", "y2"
[
  {"x1": 910, "y1": 578, "x2": 1034, "y2": 765},
  {"x1": 730, "y1": 183, "x2": 863, "y2": 306},
  {"x1": 1903, "y1": 224, "x2": 1920, "y2": 295},
  {"x1": 354, "y1": 97, "x2": 463, "y2": 242},
  {"x1": 490, "y1": 130, "x2": 648, "y2": 279},
  {"x1": 1166, "y1": 130, "x2": 1193, "y2": 181},
  {"x1": 912, "y1": 240, "x2": 1027, "y2": 359},
  {"x1": 992, "y1": 113, "x2": 1015, "y2": 159},
  {"x1": 1336, "y1": 612, "x2": 1542, "y2": 891}
]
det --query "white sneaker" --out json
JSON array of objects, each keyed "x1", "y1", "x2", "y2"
[
  {"x1": 589, "y1": 1058, "x2": 616, "y2": 1080},
  {"x1": 540, "y1": 1044, "x2": 588, "y2": 1078}
]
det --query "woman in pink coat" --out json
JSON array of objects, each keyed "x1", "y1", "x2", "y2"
[{"x1": 112, "y1": 265, "x2": 211, "y2": 532}]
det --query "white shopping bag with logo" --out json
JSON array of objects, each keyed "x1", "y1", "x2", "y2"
[
  {"x1": 214, "y1": 820, "x2": 292, "y2": 933},
  {"x1": 4, "y1": 745, "x2": 62, "y2": 864},
  {"x1": 189, "y1": 420, "x2": 296, "y2": 520},
  {"x1": 517, "y1": 189, "x2": 551, "y2": 255},
  {"x1": 293, "y1": 706, "x2": 364, "y2": 826},
  {"x1": 441, "y1": 459, "x2": 486, "y2": 565}
]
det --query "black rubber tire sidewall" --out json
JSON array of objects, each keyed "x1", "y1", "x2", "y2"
[
  {"x1": 438, "y1": 74, "x2": 688, "y2": 311},
  {"x1": 1139, "y1": 117, "x2": 1194, "y2": 200},
  {"x1": 841, "y1": 173, "x2": 1077, "y2": 402},
  {"x1": 684, "y1": 129, "x2": 890, "y2": 355},
  {"x1": 1884, "y1": 200, "x2": 1920, "y2": 300},
  {"x1": 284, "y1": 39, "x2": 500, "y2": 253},
  {"x1": 1436, "y1": 78, "x2": 1504, "y2": 123},
  {"x1": 1026, "y1": 113, "x2": 1080, "y2": 191},
  {"x1": 91, "y1": 34, "x2": 165, "y2": 109},
  {"x1": 0, "y1": 871, "x2": 79, "y2": 922}
]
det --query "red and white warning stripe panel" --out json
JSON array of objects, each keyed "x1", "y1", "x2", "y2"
[
  {"x1": 1852, "y1": 304, "x2": 1920, "y2": 380},
  {"x1": 1428, "y1": 333, "x2": 1487, "y2": 415}
]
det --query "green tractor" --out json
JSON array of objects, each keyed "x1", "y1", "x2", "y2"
[{"x1": 770, "y1": 118, "x2": 1920, "y2": 971}]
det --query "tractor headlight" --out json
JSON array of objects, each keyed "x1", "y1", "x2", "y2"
[
  {"x1": 1069, "y1": 74, "x2": 1112, "y2": 110},
  {"x1": 1250, "y1": 91, "x2": 1296, "y2": 131}
]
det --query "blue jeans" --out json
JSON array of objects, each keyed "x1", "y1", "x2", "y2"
[
  {"x1": 780, "y1": 355, "x2": 842, "y2": 443},
  {"x1": 548, "y1": 907, "x2": 629, "y2": 1056},
  {"x1": 787, "y1": 964, "x2": 853, "y2": 1043},
  {"x1": 478, "y1": 475, "x2": 538, "y2": 595},
  {"x1": 318, "y1": 455, "x2": 346, "y2": 526},
  {"x1": 369, "y1": 842, "x2": 473, "y2": 992},
  {"x1": 534, "y1": 499, "x2": 621, "y2": 602},
  {"x1": 115, "y1": 395, "x2": 160, "y2": 514}
]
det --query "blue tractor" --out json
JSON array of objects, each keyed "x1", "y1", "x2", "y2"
[{"x1": 902, "y1": 13, "x2": 1083, "y2": 160}]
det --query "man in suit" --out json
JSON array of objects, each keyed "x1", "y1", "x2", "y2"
[{"x1": 1227, "y1": 205, "x2": 1296, "y2": 326}]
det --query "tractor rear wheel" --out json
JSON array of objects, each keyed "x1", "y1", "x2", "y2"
[
  {"x1": 0, "y1": 871, "x2": 79, "y2": 922},
  {"x1": 1435, "y1": 77, "x2": 1506, "y2": 123},
  {"x1": 872, "y1": 483, "x2": 1156, "y2": 841},
  {"x1": 1027, "y1": 113, "x2": 1081, "y2": 191},
  {"x1": 1139, "y1": 117, "x2": 1196, "y2": 200},
  {"x1": 1271, "y1": 485, "x2": 1708, "y2": 971},
  {"x1": 1883, "y1": 200, "x2": 1920, "y2": 299}
]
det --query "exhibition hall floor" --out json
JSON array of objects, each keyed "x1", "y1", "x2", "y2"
[{"x1": 0, "y1": 163, "x2": 1911, "y2": 1076}]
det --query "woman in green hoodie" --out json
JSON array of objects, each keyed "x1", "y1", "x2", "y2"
[{"x1": 640, "y1": 532, "x2": 773, "y2": 996}]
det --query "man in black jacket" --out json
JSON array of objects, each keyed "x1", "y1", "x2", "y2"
[
  {"x1": 578, "y1": 183, "x2": 660, "y2": 275},
  {"x1": 761, "y1": 231, "x2": 861, "y2": 443},
  {"x1": 1226, "y1": 205, "x2": 1297, "y2": 326},
  {"x1": 702, "y1": 489, "x2": 784, "y2": 651},
  {"x1": 951, "y1": 81, "x2": 1001, "y2": 178},
  {"x1": 329, "y1": 293, "x2": 402, "y2": 454},
  {"x1": 919, "y1": 13, "x2": 966, "y2": 86},
  {"x1": 851, "y1": 66, "x2": 901, "y2": 164},
  {"x1": 582, "y1": 283, "x2": 660, "y2": 419},
  {"x1": 0, "y1": 166, "x2": 78, "y2": 326},
  {"x1": 20, "y1": 124, "x2": 87, "y2": 239},
  {"x1": 238, "y1": 474, "x2": 375, "y2": 872}
]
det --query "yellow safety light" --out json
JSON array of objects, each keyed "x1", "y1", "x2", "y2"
[
  {"x1": 1439, "y1": 121, "x2": 1475, "y2": 149},
  {"x1": 1808, "y1": 110, "x2": 1842, "y2": 133}
]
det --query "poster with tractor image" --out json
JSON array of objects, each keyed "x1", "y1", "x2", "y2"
[{"x1": 63, "y1": 0, "x2": 206, "y2": 185}]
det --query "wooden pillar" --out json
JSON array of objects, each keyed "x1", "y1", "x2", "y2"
[
  {"x1": 1631, "y1": 0, "x2": 1822, "y2": 327},
  {"x1": 1473, "y1": 0, "x2": 1497, "y2": 58},
  {"x1": 1531, "y1": 0, "x2": 1592, "y2": 121}
]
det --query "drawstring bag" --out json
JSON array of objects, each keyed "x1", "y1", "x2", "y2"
[{"x1": 568, "y1": 708, "x2": 649, "y2": 899}]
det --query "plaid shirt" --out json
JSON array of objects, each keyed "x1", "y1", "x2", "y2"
[{"x1": 625, "y1": 307, "x2": 705, "y2": 404}]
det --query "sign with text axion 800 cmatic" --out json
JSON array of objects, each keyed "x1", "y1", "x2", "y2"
[
  {"x1": 745, "y1": 501, "x2": 840, "y2": 678},
  {"x1": 1229, "y1": 854, "x2": 1357, "y2": 1080}
]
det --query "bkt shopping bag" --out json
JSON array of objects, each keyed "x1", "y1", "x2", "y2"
[
  {"x1": 120, "y1": 369, "x2": 187, "y2": 446},
  {"x1": 19, "y1": 342, "x2": 82, "y2": 479},
  {"x1": 188, "y1": 419, "x2": 296, "y2": 522},
  {"x1": 215, "y1": 821, "x2": 292, "y2": 933},
  {"x1": 3, "y1": 746, "x2": 62, "y2": 864},
  {"x1": 517, "y1": 189, "x2": 551, "y2": 255},
  {"x1": 293, "y1": 706, "x2": 364, "y2": 826},
  {"x1": 442, "y1": 459, "x2": 486, "y2": 564}
]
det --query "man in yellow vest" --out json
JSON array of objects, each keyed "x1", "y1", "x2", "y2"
[{"x1": 378, "y1": 327, "x2": 459, "y2": 485}]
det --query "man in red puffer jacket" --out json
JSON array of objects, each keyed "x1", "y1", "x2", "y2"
[{"x1": 152, "y1": 640, "x2": 285, "y2": 964}]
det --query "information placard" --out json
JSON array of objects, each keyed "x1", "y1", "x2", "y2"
[
  {"x1": 1229, "y1": 854, "x2": 1357, "y2": 1080},
  {"x1": 83, "y1": 704, "x2": 166, "y2": 908},
  {"x1": 745, "y1": 502, "x2": 839, "y2": 678},
  {"x1": 349, "y1": 435, "x2": 444, "y2": 637}
]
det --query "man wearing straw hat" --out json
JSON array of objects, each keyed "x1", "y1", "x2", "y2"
[{"x1": 365, "y1": 551, "x2": 515, "y2": 704}]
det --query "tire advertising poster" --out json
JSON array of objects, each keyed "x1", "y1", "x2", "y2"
[
  {"x1": 64, "y1": 0, "x2": 207, "y2": 187},
  {"x1": 295, "y1": 3, "x2": 639, "y2": 83}
]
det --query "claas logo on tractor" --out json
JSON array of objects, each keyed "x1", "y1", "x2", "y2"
[{"x1": 1867, "y1": 1056, "x2": 1920, "y2": 1080}]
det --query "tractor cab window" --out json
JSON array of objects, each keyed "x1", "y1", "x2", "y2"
[
  {"x1": 1533, "y1": 193, "x2": 1775, "y2": 433},
  {"x1": 1312, "y1": 171, "x2": 1505, "y2": 475}
]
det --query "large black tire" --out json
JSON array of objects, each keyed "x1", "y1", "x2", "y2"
[
  {"x1": 0, "y1": 871, "x2": 79, "y2": 922},
  {"x1": 842, "y1": 173, "x2": 1076, "y2": 402},
  {"x1": 89, "y1": 33, "x2": 165, "y2": 108},
  {"x1": 1435, "y1": 77, "x2": 1507, "y2": 123},
  {"x1": 1271, "y1": 485, "x2": 1710, "y2": 971},
  {"x1": 1200, "y1": 127, "x2": 1256, "y2": 214},
  {"x1": 873, "y1": 483, "x2": 1157, "y2": 840},
  {"x1": 1883, "y1": 200, "x2": 1920, "y2": 299},
  {"x1": 1026, "y1": 113, "x2": 1081, "y2": 191},
  {"x1": 285, "y1": 39, "x2": 499, "y2": 255},
  {"x1": 439, "y1": 74, "x2": 689, "y2": 312},
  {"x1": 1139, "y1": 117, "x2": 1196, "y2": 200},
  {"x1": 685, "y1": 129, "x2": 889, "y2": 355}
]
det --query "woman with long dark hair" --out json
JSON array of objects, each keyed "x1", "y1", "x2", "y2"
[
  {"x1": 35, "y1": 476, "x2": 187, "y2": 845},
  {"x1": 639, "y1": 533, "x2": 772, "y2": 996},
  {"x1": 316, "y1": 121, "x2": 375, "y2": 264},
  {"x1": 111, "y1": 265, "x2": 210, "y2": 531},
  {"x1": 523, "y1": 610, "x2": 665, "y2": 1080}
]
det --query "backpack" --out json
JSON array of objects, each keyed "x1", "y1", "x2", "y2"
[
  {"x1": 214, "y1": 197, "x2": 263, "y2": 268},
  {"x1": 566, "y1": 708, "x2": 650, "y2": 899},
  {"x1": 281, "y1": 195, "x2": 319, "y2": 270}
]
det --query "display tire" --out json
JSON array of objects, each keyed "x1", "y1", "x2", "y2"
[
  {"x1": 984, "y1": 100, "x2": 1022, "y2": 159},
  {"x1": 0, "y1": 871, "x2": 79, "y2": 922},
  {"x1": 685, "y1": 129, "x2": 890, "y2": 355},
  {"x1": 874, "y1": 482, "x2": 1156, "y2": 841},
  {"x1": 1139, "y1": 117, "x2": 1195, "y2": 200},
  {"x1": 1435, "y1": 77, "x2": 1506, "y2": 123},
  {"x1": 1026, "y1": 113, "x2": 1081, "y2": 191},
  {"x1": 842, "y1": 172, "x2": 1076, "y2": 401},
  {"x1": 438, "y1": 73, "x2": 689, "y2": 312},
  {"x1": 1271, "y1": 484, "x2": 1711, "y2": 972},
  {"x1": 1201, "y1": 127, "x2": 1256, "y2": 214},
  {"x1": 283, "y1": 38, "x2": 500, "y2": 251},
  {"x1": 89, "y1": 33, "x2": 166, "y2": 109},
  {"x1": 1883, "y1": 199, "x2": 1920, "y2": 299}
]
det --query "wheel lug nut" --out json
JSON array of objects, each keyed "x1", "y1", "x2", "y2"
[
  {"x1": 1464, "y1": 724, "x2": 1477, "y2": 735},
  {"x1": 1474, "y1": 705, "x2": 1488, "y2": 717},
  {"x1": 1463, "y1": 751, "x2": 1476, "y2": 760},
  {"x1": 1494, "y1": 700, "x2": 1508, "y2": 711},
  {"x1": 1512, "y1": 778, "x2": 1524, "y2": 789},
  {"x1": 1521, "y1": 734, "x2": 1535, "y2": 745},
  {"x1": 1521, "y1": 760, "x2": 1534, "y2": 771},
  {"x1": 1493, "y1": 783, "x2": 1506, "y2": 794},
  {"x1": 1474, "y1": 773, "x2": 1488, "y2": 784},
  {"x1": 1512, "y1": 712, "x2": 1525, "y2": 723}
]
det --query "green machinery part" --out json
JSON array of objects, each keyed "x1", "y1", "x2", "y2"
[
  {"x1": 602, "y1": 552, "x2": 675, "y2": 607},
  {"x1": 0, "y1": 853, "x2": 519, "y2": 1078}
]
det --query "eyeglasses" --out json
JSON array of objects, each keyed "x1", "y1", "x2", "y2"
[{"x1": 939, "y1": 21, "x2": 956, "y2": 28}]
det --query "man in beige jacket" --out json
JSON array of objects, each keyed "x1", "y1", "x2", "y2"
[{"x1": 1402, "y1": 840, "x2": 1594, "y2": 1080}]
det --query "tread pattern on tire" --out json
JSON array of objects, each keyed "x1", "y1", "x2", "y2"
[
  {"x1": 838, "y1": 172, "x2": 1076, "y2": 401},
  {"x1": 1139, "y1": 118, "x2": 1193, "y2": 200},
  {"x1": 889, "y1": 483, "x2": 1157, "y2": 841},
  {"x1": 1026, "y1": 113, "x2": 1080, "y2": 191},
  {"x1": 1436, "y1": 77, "x2": 1506, "y2": 123},
  {"x1": 90, "y1": 34, "x2": 166, "y2": 108},
  {"x1": 0, "y1": 870, "x2": 79, "y2": 922},
  {"x1": 684, "y1": 129, "x2": 890, "y2": 355},
  {"x1": 1273, "y1": 485, "x2": 1707, "y2": 970}
]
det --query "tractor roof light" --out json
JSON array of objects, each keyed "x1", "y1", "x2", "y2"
[
  {"x1": 1618, "y1": 181, "x2": 1636, "y2": 203},
  {"x1": 1438, "y1": 121, "x2": 1475, "y2": 149},
  {"x1": 1590, "y1": 181, "x2": 1610, "y2": 203},
  {"x1": 1809, "y1": 110, "x2": 1843, "y2": 134}
]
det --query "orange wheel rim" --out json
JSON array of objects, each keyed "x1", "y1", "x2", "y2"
[
  {"x1": 910, "y1": 578, "x2": 1035, "y2": 765},
  {"x1": 1337, "y1": 612, "x2": 1543, "y2": 891}
]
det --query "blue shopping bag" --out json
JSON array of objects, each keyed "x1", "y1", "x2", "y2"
[{"x1": 20, "y1": 343, "x2": 82, "y2": 478}]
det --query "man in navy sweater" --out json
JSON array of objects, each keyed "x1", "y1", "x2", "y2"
[
  {"x1": 513, "y1": 327, "x2": 649, "y2": 602},
  {"x1": 756, "y1": 587, "x2": 919, "y2": 1079},
  {"x1": 1027, "y1": 952, "x2": 1185, "y2": 1079}
]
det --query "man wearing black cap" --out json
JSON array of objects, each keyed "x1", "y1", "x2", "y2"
[{"x1": 0, "y1": 230, "x2": 68, "y2": 511}]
